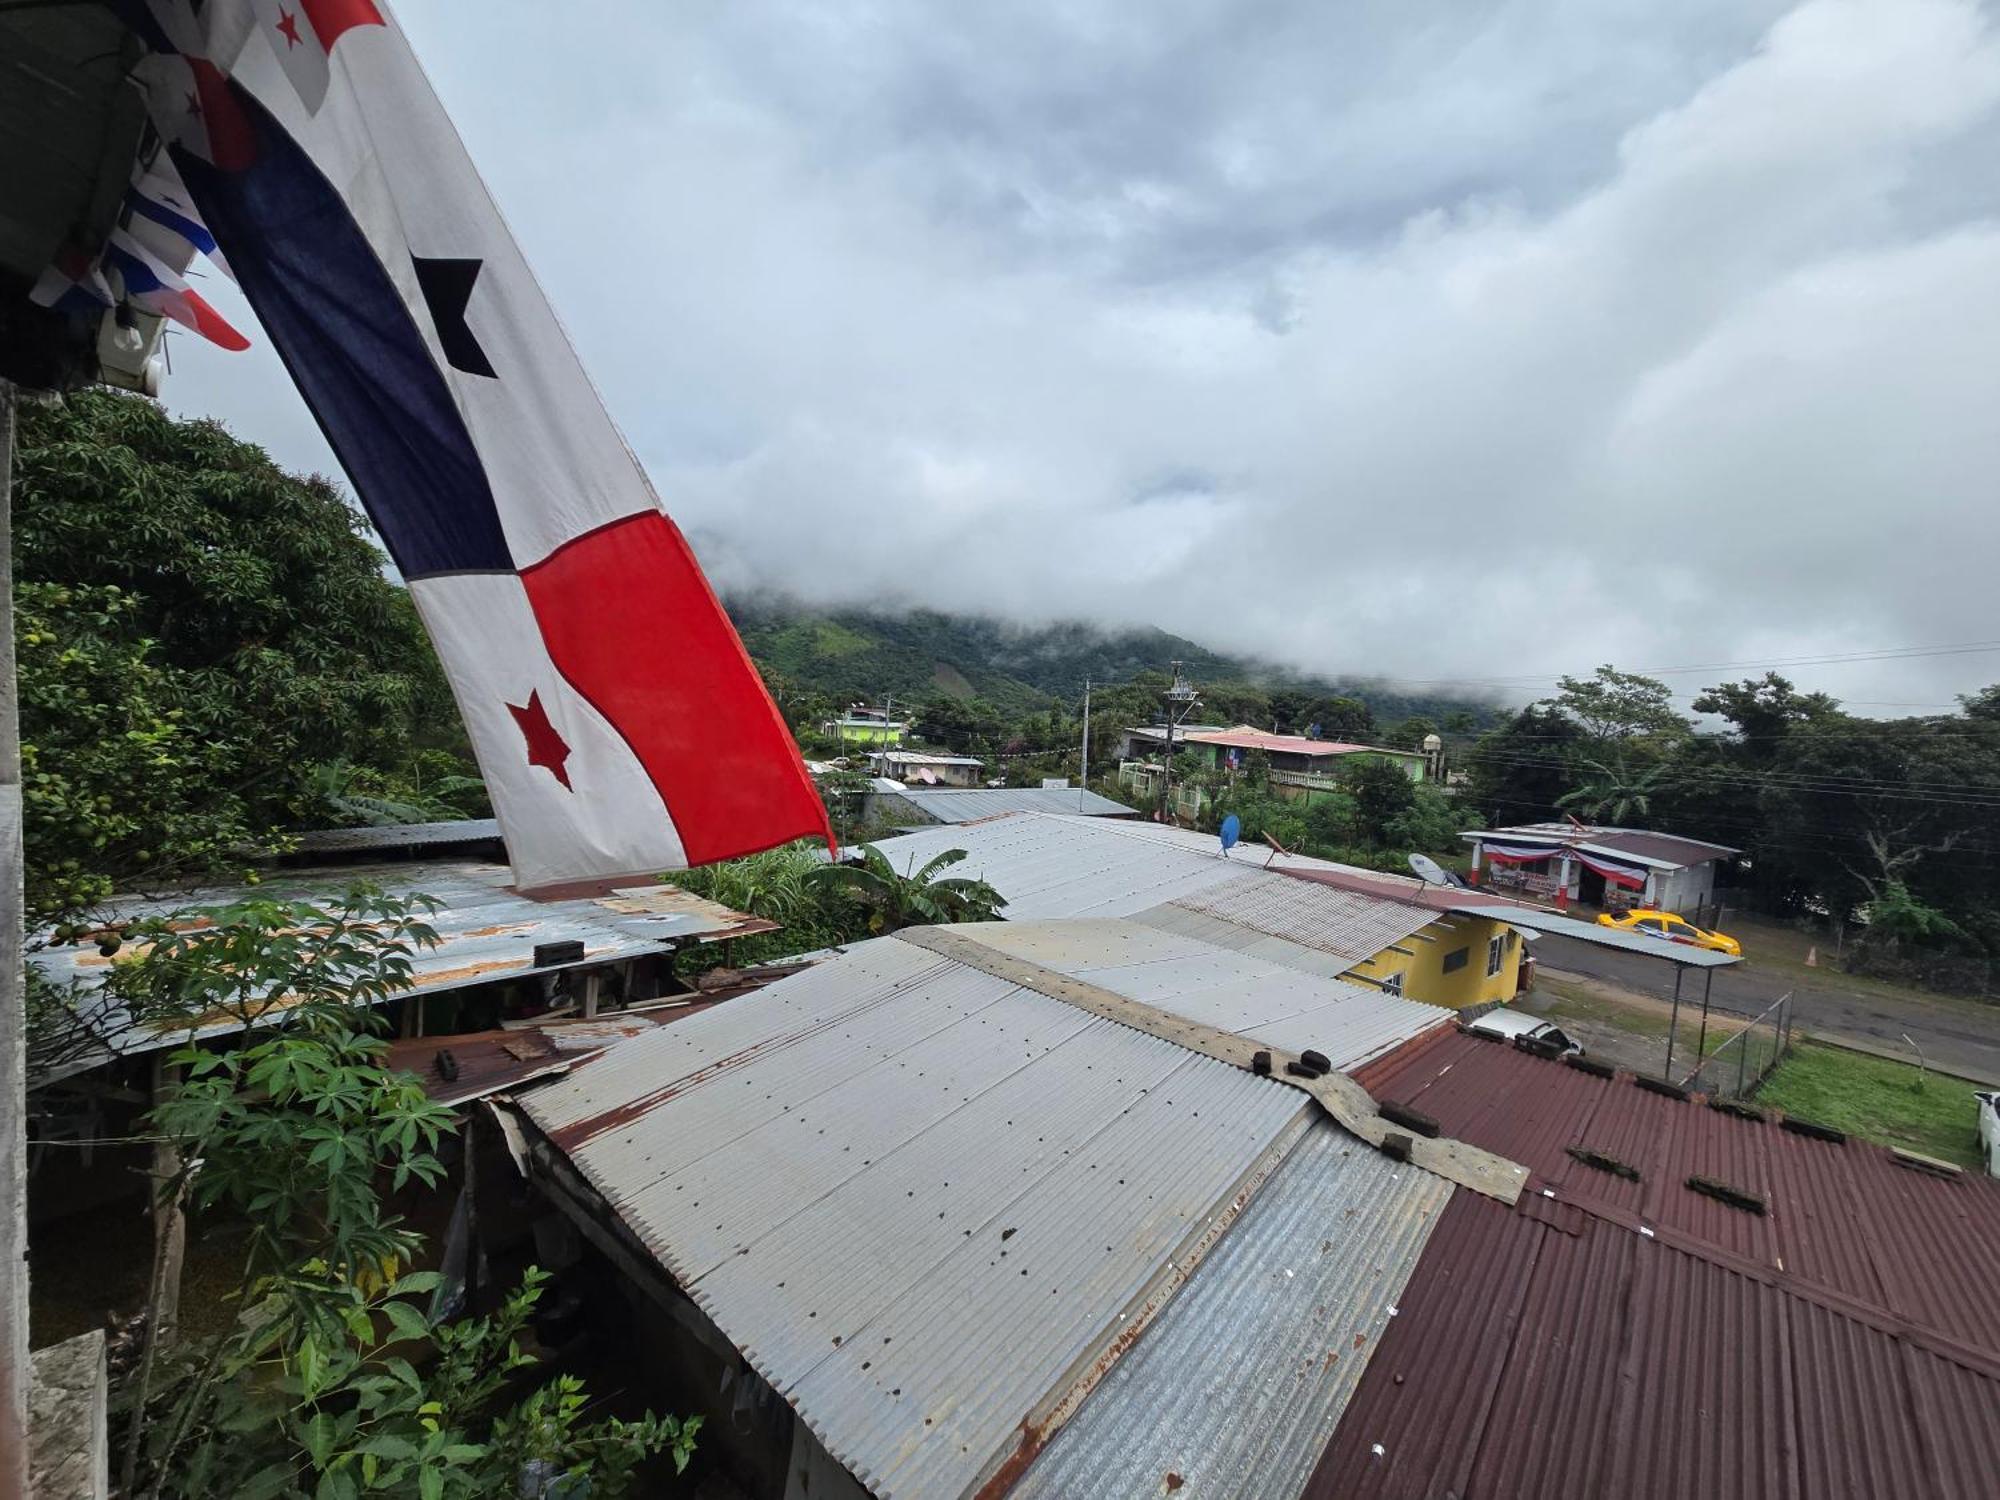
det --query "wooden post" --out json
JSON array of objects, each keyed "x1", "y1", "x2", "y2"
[
  {"x1": 147, "y1": 1058, "x2": 186, "y2": 1345},
  {"x1": 581, "y1": 971, "x2": 602, "y2": 1020},
  {"x1": 0, "y1": 377, "x2": 29, "y2": 1500}
]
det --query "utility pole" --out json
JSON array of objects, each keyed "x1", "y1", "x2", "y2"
[
  {"x1": 1158, "y1": 661, "x2": 1198, "y2": 825},
  {"x1": 1078, "y1": 678, "x2": 1090, "y2": 811},
  {"x1": 0, "y1": 378, "x2": 28, "y2": 1500}
]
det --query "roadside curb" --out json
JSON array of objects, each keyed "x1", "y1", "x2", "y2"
[{"x1": 1797, "y1": 1030, "x2": 2000, "y2": 1090}]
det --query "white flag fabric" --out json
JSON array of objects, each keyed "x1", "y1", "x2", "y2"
[{"x1": 130, "y1": 0, "x2": 834, "y2": 888}]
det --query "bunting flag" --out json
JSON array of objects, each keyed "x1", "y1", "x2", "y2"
[{"x1": 125, "y1": 0, "x2": 833, "y2": 888}]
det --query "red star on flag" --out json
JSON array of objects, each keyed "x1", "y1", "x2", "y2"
[
  {"x1": 507, "y1": 690, "x2": 573, "y2": 790},
  {"x1": 276, "y1": 9, "x2": 303, "y2": 48}
]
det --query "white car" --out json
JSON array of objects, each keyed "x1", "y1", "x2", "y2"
[
  {"x1": 1464, "y1": 1007, "x2": 1583, "y2": 1059},
  {"x1": 1977, "y1": 1090, "x2": 2000, "y2": 1179}
]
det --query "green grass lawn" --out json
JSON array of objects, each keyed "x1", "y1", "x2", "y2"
[{"x1": 1757, "y1": 1042, "x2": 1986, "y2": 1171}]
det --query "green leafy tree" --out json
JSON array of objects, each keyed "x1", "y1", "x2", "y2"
[
  {"x1": 109, "y1": 890, "x2": 695, "y2": 1499},
  {"x1": 811, "y1": 845, "x2": 1007, "y2": 934},
  {"x1": 13, "y1": 391, "x2": 466, "y2": 919},
  {"x1": 1461, "y1": 704, "x2": 1586, "y2": 824},
  {"x1": 1340, "y1": 758, "x2": 1417, "y2": 845},
  {"x1": 1545, "y1": 666, "x2": 1688, "y2": 745}
]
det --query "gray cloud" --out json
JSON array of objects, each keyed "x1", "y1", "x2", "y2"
[{"x1": 165, "y1": 0, "x2": 2000, "y2": 711}]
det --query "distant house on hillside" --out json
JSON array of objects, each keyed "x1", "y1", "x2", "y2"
[
  {"x1": 868, "y1": 748, "x2": 985, "y2": 788},
  {"x1": 1462, "y1": 822, "x2": 1738, "y2": 915},
  {"x1": 1119, "y1": 724, "x2": 1428, "y2": 814},
  {"x1": 822, "y1": 708, "x2": 908, "y2": 747}
]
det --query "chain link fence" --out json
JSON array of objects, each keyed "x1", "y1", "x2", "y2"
[{"x1": 1681, "y1": 991, "x2": 1794, "y2": 1100}]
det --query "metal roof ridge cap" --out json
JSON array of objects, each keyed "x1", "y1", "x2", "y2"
[{"x1": 894, "y1": 925, "x2": 1528, "y2": 1205}]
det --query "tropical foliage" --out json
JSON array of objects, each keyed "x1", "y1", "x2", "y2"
[
  {"x1": 12, "y1": 391, "x2": 483, "y2": 923},
  {"x1": 810, "y1": 845, "x2": 1007, "y2": 933},
  {"x1": 110, "y1": 891, "x2": 695, "y2": 1500}
]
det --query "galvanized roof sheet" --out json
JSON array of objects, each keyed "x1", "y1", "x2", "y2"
[
  {"x1": 881, "y1": 787, "x2": 1135, "y2": 823},
  {"x1": 30, "y1": 861, "x2": 770, "y2": 1078},
  {"x1": 1358, "y1": 1029, "x2": 2000, "y2": 1362},
  {"x1": 519, "y1": 936, "x2": 1319, "y2": 1499},
  {"x1": 1312, "y1": 1192, "x2": 2000, "y2": 1500},
  {"x1": 948, "y1": 920, "x2": 1450, "y2": 1074},
  {"x1": 1015, "y1": 1120, "x2": 1450, "y2": 1500},
  {"x1": 1169, "y1": 872, "x2": 1440, "y2": 962},
  {"x1": 291, "y1": 819, "x2": 503, "y2": 854},
  {"x1": 863, "y1": 812, "x2": 1361, "y2": 922}
]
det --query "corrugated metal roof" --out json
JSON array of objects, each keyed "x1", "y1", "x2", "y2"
[
  {"x1": 1311, "y1": 1192, "x2": 2000, "y2": 1500},
  {"x1": 863, "y1": 812, "x2": 1362, "y2": 922},
  {"x1": 952, "y1": 920, "x2": 1449, "y2": 1074},
  {"x1": 519, "y1": 936, "x2": 1320, "y2": 1499},
  {"x1": 1464, "y1": 823, "x2": 1740, "y2": 866},
  {"x1": 1359, "y1": 1029, "x2": 2000, "y2": 1362},
  {"x1": 1183, "y1": 727, "x2": 1409, "y2": 757},
  {"x1": 1014, "y1": 1120, "x2": 1450, "y2": 1500},
  {"x1": 1169, "y1": 874, "x2": 1439, "y2": 962},
  {"x1": 290, "y1": 819, "x2": 503, "y2": 854},
  {"x1": 881, "y1": 787, "x2": 1136, "y2": 823},
  {"x1": 30, "y1": 861, "x2": 771, "y2": 1078}
]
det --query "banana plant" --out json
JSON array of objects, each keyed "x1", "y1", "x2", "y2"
[{"x1": 809, "y1": 845, "x2": 1007, "y2": 934}]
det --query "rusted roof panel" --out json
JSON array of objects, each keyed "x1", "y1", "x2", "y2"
[
  {"x1": 519, "y1": 936, "x2": 1317, "y2": 1500},
  {"x1": 30, "y1": 861, "x2": 770, "y2": 1079},
  {"x1": 1313, "y1": 1193, "x2": 2000, "y2": 1500},
  {"x1": 1013, "y1": 1121, "x2": 1450, "y2": 1500},
  {"x1": 1361, "y1": 1029, "x2": 2000, "y2": 1362},
  {"x1": 1166, "y1": 873, "x2": 1438, "y2": 962},
  {"x1": 950, "y1": 919, "x2": 1450, "y2": 1074}
]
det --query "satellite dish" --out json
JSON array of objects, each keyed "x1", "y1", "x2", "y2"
[
  {"x1": 1408, "y1": 852, "x2": 1468, "y2": 888},
  {"x1": 1219, "y1": 813, "x2": 1241, "y2": 856}
]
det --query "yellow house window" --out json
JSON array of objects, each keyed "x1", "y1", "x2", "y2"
[{"x1": 1487, "y1": 935, "x2": 1506, "y2": 977}]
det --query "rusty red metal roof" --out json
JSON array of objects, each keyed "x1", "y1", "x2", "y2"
[
  {"x1": 1181, "y1": 727, "x2": 1393, "y2": 757},
  {"x1": 1310, "y1": 1191, "x2": 2000, "y2": 1499},
  {"x1": 1358, "y1": 1029, "x2": 2000, "y2": 1362}
]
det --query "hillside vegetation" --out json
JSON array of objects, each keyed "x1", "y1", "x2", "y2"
[{"x1": 728, "y1": 593, "x2": 1500, "y2": 726}]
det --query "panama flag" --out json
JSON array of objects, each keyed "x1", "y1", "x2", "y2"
[{"x1": 126, "y1": 0, "x2": 834, "y2": 888}]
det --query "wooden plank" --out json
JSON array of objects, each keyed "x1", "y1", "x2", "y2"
[{"x1": 897, "y1": 925, "x2": 1527, "y2": 1204}]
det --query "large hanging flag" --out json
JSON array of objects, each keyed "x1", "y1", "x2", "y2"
[{"x1": 127, "y1": 0, "x2": 833, "y2": 888}]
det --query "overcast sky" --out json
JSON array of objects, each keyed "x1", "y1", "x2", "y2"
[{"x1": 165, "y1": 0, "x2": 2000, "y2": 713}]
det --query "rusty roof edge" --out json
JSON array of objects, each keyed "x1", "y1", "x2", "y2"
[
  {"x1": 966, "y1": 1108, "x2": 1318, "y2": 1500},
  {"x1": 894, "y1": 926, "x2": 1528, "y2": 1206}
]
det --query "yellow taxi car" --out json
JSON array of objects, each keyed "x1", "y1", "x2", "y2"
[{"x1": 1596, "y1": 907, "x2": 1742, "y2": 957}]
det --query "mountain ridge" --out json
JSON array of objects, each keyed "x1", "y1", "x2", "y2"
[{"x1": 726, "y1": 594, "x2": 1504, "y2": 727}]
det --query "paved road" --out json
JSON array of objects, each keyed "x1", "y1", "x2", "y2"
[{"x1": 1533, "y1": 933, "x2": 2000, "y2": 1086}]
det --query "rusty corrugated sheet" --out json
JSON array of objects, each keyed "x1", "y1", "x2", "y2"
[
  {"x1": 30, "y1": 860, "x2": 770, "y2": 1079},
  {"x1": 1361, "y1": 1030, "x2": 2000, "y2": 1362},
  {"x1": 949, "y1": 918, "x2": 1449, "y2": 1074},
  {"x1": 1167, "y1": 874, "x2": 1438, "y2": 962},
  {"x1": 520, "y1": 936, "x2": 1319, "y2": 1500},
  {"x1": 1012, "y1": 1121, "x2": 1450, "y2": 1500},
  {"x1": 1313, "y1": 1193, "x2": 2000, "y2": 1500}
]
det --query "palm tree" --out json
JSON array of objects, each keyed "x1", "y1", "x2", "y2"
[
  {"x1": 810, "y1": 846, "x2": 1007, "y2": 935},
  {"x1": 1556, "y1": 756, "x2": 1674, "y2": 825}
]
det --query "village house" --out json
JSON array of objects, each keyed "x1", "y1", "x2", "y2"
[
  {"x1": 822, "y1": 708, "x2": 909, "y2": 748},
  {"x1": 867, "y1": 748, "x2": 986, "y2": 787},
  {"x1": 1462, "y1": 821, "x2": 1738, "y2": 916},
  {"x1": 1119, "y1": 725, "x2": 1430, "y2": 817}
]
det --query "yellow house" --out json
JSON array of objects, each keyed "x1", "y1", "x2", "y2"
[
  {"x1": 1286, "y1": 868, "x2": 1527, "y2": 1009},
  {"x1": 1342, "y1": 911, "x2": 1525, "y2": 1009}
]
